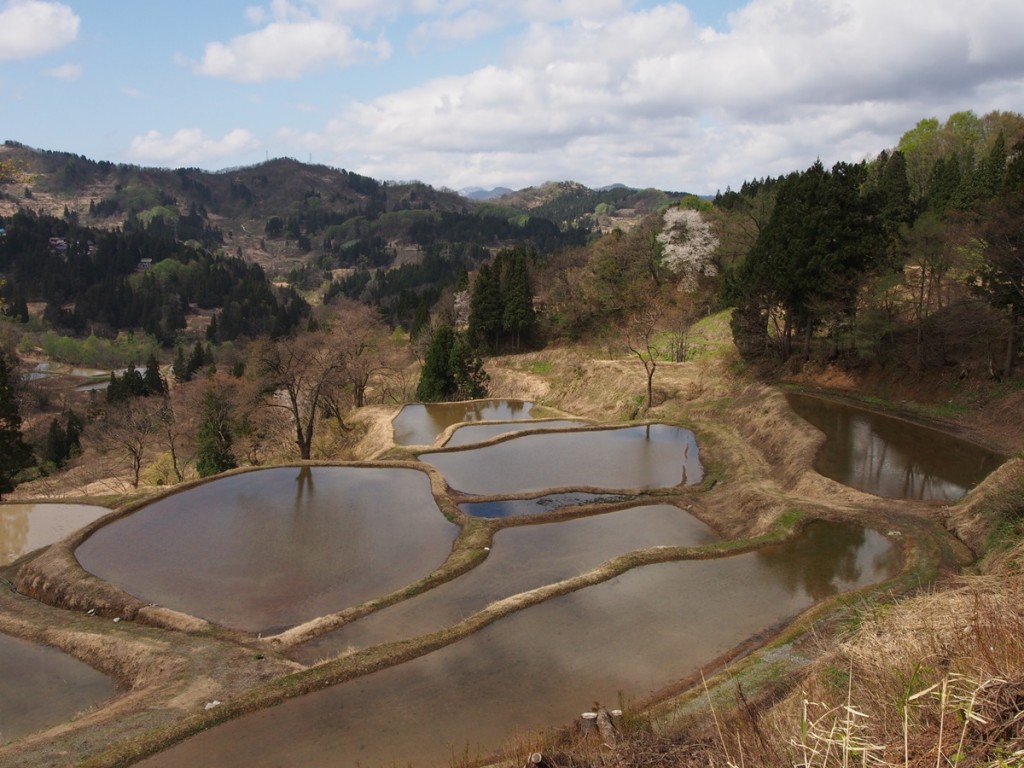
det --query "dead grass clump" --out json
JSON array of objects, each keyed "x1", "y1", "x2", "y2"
[{"x1": 752, "y1": 569, "x2": 1024, "y2": 767}]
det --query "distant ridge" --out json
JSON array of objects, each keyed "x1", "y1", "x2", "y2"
[{"x1": 459, "y1": 186, "x2": 514, "y2": 200}]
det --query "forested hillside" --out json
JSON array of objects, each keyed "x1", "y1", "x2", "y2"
[
  {"x1": 1, "y1": 109, "x2": 1023, "y2": 498},
  {"x1": 718, "y1": 110, "x2": 1024, "y2": 382}
]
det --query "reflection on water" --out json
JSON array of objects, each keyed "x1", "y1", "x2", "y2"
[
  {"x1": 0, "y1": 503, "x2": 110, "y2": 566},
  {"x1": 392, "y1": 400, "x2": 535, "y2": 445},
  {"x1": 0, "y1": 633, "x2": 114, "y2": 744},
  {"x1": 787, "y1": 394, "x2": 1004, "y2": 500},
  {"x1": 444, "y1": 419, "x2": 586, "y2": 447},
  {"x1": 460, "y1": 492, "x2": 629, "y2": 518},
  {"x1": 141, "y1": 521, "x2": 897, "y2": 768},
  {"x1": 75, "y1": 467, "x2": 458, "y2": 633},
  {"x1": 757, "y1": 520, "x2": 900, "y2": 601},
  {"x1": 423, "y1": 424, "x2": 703, "y2": 495},
  {"x1": 293, "y1": 504, "x2": 718, "y2": 662}
]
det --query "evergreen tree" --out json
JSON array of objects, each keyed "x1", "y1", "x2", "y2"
[
  {"x1": 501, "y1": 249, "x2": 536, "y2": 350},
  {"x1": 173, "y1": 345, "x2": 189, "y2": 383},
  {"x1": 726, "y1": 160, "x2": 886, "y2": 362},
  {"x1": 206, "y1": 313, "x2": 219, "y2": 342},
  {"x1": 449, "y1": 333, "x2": 488, "y2": 399},
  {"x1": 416, "y1": 324, "x2": 456, "y2": 402},
  {"x1": 44, "y1": 418, "x2": 69, "y2": 468},
  {"x1": 195, "y1": 388, "x2": 237, "y2": 477},
  {"x1": 0, "y1": 348, "x2": 33, "y2": 497},
  {"x1": 143, "y1": 353, "x2": 167, "y2": 396},
  {"x1": 415, "y1": 324, "x2": 488, "y2": 402},
  {"x1": 187, "y1": 340, "x2": 206, "y2": 379},
  {"x1": 409, "y1": 300, "x2": 430, "y2": 341},
  {"x1": 65, "y1": 410, "x2": 83, "y2": 453},
  {"x1": 468, "y1": 261, "x2": 503, "y2": 352},
  {"x1": 43, "y1": 409, "x2": 84, "y2": 469}
]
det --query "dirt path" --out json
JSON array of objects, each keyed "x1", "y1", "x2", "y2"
[{"x1": 0, "y1": 347, "x2": 1011, "y2": 768}]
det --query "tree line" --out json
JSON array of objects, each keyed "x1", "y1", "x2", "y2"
[
  {"x1": 718, "y1": 109, "x2": 1024, "y2": 377},
  {"x1": 0, "y1": 210, "x2": 308, "y2": 344}
]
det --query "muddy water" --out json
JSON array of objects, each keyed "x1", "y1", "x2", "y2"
[
  {"x1": 293, "y1": 504, "x2": 719, "y2": 662},
  {"x1": 0, "y1": 503, "x2": 110, "y2": 566},
  {"x1": 393, "y1": 400, "x2": 536, "y2": 445},
  {"x1": 75, "y1": 467, "x2": 458, "y2": 633},
  {"x1": 141, "y1": 521, "x2": 897, "y2": 768},
  {"x1": 0, "y1": 633, "x2": 114, "y2": 744},
  {"x1": 444, "y1": 419, "x2": 586, "y2": 448},
  {"x1": 460, "y1": 492, "x2": 629, "y2": 518},
  {"x1": 787, "y1": 393, "x2": 1004, "y2": 500},
  {"x1": 423, "y1": 424, "x2": 703, "y2": 495}
]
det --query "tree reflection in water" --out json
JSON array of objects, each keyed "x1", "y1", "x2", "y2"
[
  {"x1": 755, "y1": 521, "x2": 898, "y2": 602},
  {"x1": 786, "y1": 394, "x2": 1003, "y2": 500}
]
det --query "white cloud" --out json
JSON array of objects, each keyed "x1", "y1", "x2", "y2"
[
  {"x1": 128, "y1": 128, "x2": 261, "y2": 167},
  {"x1": 410, "y1": 9, "x2": 504, "y2": 46},
  {"x1": 276, "y1": 0, "x2": 1024, "y2": 191},
  {"x1": 0, "y1": 0, "x2": 79, "y2": 61},
  {"x1": 193, "y1": 18, "x2": 391, "y2": 81},
  {"x1": 46, "y1": 62, "x2": 81, "y2": 81}
]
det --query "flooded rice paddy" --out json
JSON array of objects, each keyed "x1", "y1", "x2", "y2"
[
  {"x1": 1, "y1": 503, "x2": 110, "y2": 566},
  {"x1": 787, "y1": 393, "x2": 1004, "y2": 500},
  {"x1": 26, "y1": 395, "x2": 965, "y2": 766},
  {"x1": 444, "y1": 419, "x2": 587, "y2": 447},
  {"x1": 0, "y1": 633, "x2": 114, "y2": 745},
  {"x1": 142, "y1": 521, "x2": 898, "y2": 768},
  {"x1": 423, "y1": 424, "x2": 703, "y2": 495},
  {"x1": 75, "y1": 467, "x2": 458, "y2": 633},
  {"x1": 293, "y1": 503, "x2": 720, "y2": 662},
  {"x1": 392, "y1": 400, "x2": 537, "y2": 445}
]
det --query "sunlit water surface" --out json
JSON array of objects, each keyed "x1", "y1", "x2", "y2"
[
  {"x1": 0, "y1": 503, "x2": 110, "y2": 566},
  {"x1": 75, "y1": 467, "x2": 458, "y2": 633},
  {"x1": 293, "y1": 503, "x2": 719, "y2": 662},
  {"x1": 392, "y1": 400, "x2": 537, "y2": 445},
  {"x1": 423, "y1": 424, "x2": 703, "y2": 495},
  {"x1": 140, "y1": 521, "x2": 898, "y2": 768}
]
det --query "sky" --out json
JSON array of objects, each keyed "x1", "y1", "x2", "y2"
[{"x1": 2, "y1": 0, "x2": 1023, "y2": 195}]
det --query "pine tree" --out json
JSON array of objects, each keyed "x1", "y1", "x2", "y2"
[{"x1": 0, "y1": 348, "x2": 33, "y2": 497}]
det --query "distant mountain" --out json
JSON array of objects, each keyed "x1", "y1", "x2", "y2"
[
  {"x1": 459, "y1": 186, "x2": 514, "y2": 200},
  {"x1": 487, "y1": 180, "x2": 689, "y2": 231},
  {"x1": 0, "y1": 141, "x2": 693, "y2": 274}
]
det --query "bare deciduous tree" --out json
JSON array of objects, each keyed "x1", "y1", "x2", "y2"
[
  {"x1": 624, "y1": 302, "x2": 667, "y2": 411},
  {"x1": 94, "y1": 399, "x2": 161, "y2": 488},
  {"x1": 255, "y1": 332, "x2": 346, "y2": 461}
]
